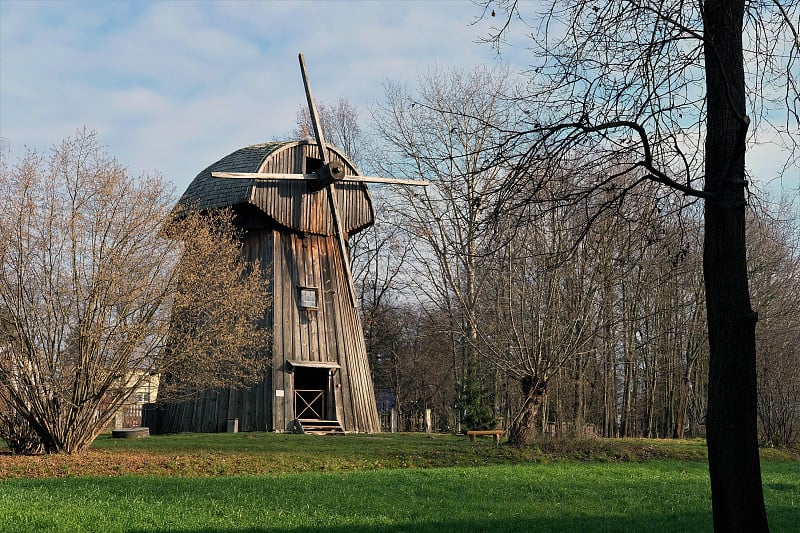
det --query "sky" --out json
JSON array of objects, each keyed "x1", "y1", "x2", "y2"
[
  {"x1": 1, "y1": 0, "x2": 797, "y2": 196},
  {"x1": 1, "y1": 0, "x2": 528, "y2": 193}
]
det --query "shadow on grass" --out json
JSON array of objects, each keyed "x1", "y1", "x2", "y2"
[
  {"x1": 122, "y1": 505, "x2": 800, "y2": 532},
  {"x1": 124, "y1": 513, "x2": 716, "y2": 533}
]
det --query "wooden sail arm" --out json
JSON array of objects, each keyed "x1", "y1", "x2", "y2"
[{"x1": 211, "y1": 171, "x2": 429, "y2": 186}]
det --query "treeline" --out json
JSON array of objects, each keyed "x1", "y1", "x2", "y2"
[
  {"x1": 315, "y1": 66, "x2": 800, "y2": 447},
  {"x1": 358, "y1": 189, "x2": 798, "y2": 447}
]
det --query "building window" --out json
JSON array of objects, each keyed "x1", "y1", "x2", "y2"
[
  {"x1": 298, "y1": 286, "x2": 319, "y2": 309},
  {"x1": 134, "y1": 392, "x2": 150, "y2": 404},
  {"x1": 305, "y1": 156, "x2": 323, "y2": 174}
]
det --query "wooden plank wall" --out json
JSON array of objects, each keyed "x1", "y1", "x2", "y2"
[
  {"x1": 147, "y1": 229, "x2": 276, "y2": 434},
  {"x1": 321, "y1": 235, "x2": 381, "y2": 433},
  {"x1": 271, "y1": 228, "x2": 380, "y2": 433},
  {"x1": 272, "y1": 229, "x2": 336, "y2": 431},
  {"x1": 249, "y1": 143, "x2": 374, "y2": 235},
  {"x1": 148, "y1": 140, "x2": 380, "y2": 434},
  {"x1": 149, "y1": 219, "x2": 381, "y2": 433}
]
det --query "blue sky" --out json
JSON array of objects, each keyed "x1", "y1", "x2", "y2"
[
  {"x1": 1, "y1": 0, "x2": 524, "y2": 193},
  {"x1": 1, "y1": 0, "x2": 797, "y2": 196}
]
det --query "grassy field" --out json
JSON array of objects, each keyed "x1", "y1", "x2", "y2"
[{"x1": 1, "y1": 433, "x2": 798, "y2": 532}]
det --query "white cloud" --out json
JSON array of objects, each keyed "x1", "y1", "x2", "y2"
[
  {"x1": 2, "y1": 0, "x2": 795, "y2": 197},
  {"x1": 1, "y1": 0, "x2": 509, "y2": 192}
]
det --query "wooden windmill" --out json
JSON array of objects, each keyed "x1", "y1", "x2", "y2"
[{"x1": 147, "y1": 54, "x2": 427, "y2": 435}]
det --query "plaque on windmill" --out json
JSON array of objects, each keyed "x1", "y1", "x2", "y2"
[
  {"x1": 297, "y1": 286, "x2": 319, "y2": 309},
  {"x1": 144, "y1": 54, "x2": 428, "y2": 436}
]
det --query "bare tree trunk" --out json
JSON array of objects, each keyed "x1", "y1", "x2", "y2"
[
  {"x1": 703, "y1": 2, "x2": 768, "y2": 529},
  {"x1": 674, "y1": 356, "x2": 695, "y2": 439},
  {"x1": 572, "y1": 359, "x2": 586, "y2": 438},
  {"x1": 621, "y1": 351, "x2": 635, "y2": 437},
  {"x1": 602, "y1": 284, "x2": 617, "y2": 438},
  {"x1": 553, "y1": 367, "x2": 563, "y2": 437},
  {"x1": 644, "y1": 348, "x2": 656, "y2": 438},
  {"x1": 508, "y1": 375, "x2": 547, "y2": 446},
  {"x1": 603, "y1": 351, "x2": 616, "y2": 438}
]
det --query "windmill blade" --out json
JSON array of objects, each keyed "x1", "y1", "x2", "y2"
[
  {"x1": 298, "y1": 53, "x2": 359, "y2": 308},
  {"x1": 327, "y1": 186, "x2": 359, "y2": 307},
  {"x1": 212, "y1": 171, "x2": 313, "y2": 180},
  {"x1": 212, "y1": 171, "x2": 429, "y2": 187},
  {"x1": 342, "y1": 176, "x2": 430, "y2": 186},
  {"x1": 299, "y1": 53, "x2": 330, "y2": 165}
]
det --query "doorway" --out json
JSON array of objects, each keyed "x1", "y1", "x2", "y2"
[{"x1": 293, "y1": 366, "x2": 331, "y2": 420}]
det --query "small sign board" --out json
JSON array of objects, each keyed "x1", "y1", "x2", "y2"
[
  {"x1": 298, "y1": 286, "x2": 319, "y2": 309},
  {"x1": 275, "y1": 389, "x2": 285, "y2": 397}
]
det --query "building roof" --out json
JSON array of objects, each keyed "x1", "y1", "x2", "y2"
[
  {"x1": 178, "y1": 142, "x2": 286, "y2": 211},
  {"x1": 177, "y1": 141, "x2": 374, "y2": 236}
]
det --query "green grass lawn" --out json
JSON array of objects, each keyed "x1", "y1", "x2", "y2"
[{"x1": 1, "y1": 433, "x2": 798, "y2": 532}]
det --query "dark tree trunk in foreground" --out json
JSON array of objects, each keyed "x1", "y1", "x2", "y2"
[
  {"x1": 508, "y1": 376, "x2": 547, "y2": 446},
  {"x1": 703, "y1": 1, "x2": 768, "y2": 530}
]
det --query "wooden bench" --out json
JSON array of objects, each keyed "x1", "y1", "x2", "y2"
[{"x1": 466, "y1": 429, "x2": 504, "y2": 444}]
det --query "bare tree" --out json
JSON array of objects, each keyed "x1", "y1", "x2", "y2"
[
  {"x1": 354, "y1": 202, "x2": 420, "y2": 412},
  {"x1": 475, "y1": 173, "x2": 604, "y2": 444},
  {"x1": 749, "y1": 197, "x2": 800, "y2": 447},
  {"x1": 477, "y1": 1, "x2": 798, "y2": 529},
  {"x1": 372, "y1": 65, "x2": 522, "y2": 430},
  {"x1": 0, "y1": 130, "x2": 270, "y2": 454},
  {"x1": 294, "y1": 98, "x2": 366, "y2": 166}
]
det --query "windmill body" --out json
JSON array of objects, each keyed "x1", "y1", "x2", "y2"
[
  {"x1": 147, "y1": 55, "x2": 426, "y2": 435},
  {"x1": 149, "y1": 141, "x2": 381, "y2": 433}
]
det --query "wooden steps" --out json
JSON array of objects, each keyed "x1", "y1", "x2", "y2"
[{"x1": 294, "y1": 419, "x2": 345, "y2": 435}]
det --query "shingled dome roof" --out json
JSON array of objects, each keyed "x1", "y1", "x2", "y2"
[
  {"x1": 178, "y1": 142, "x2": 288, "y2": 211},
  {"x1": 177, "y1": 141, "x2": 374, "y2": 236}
]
